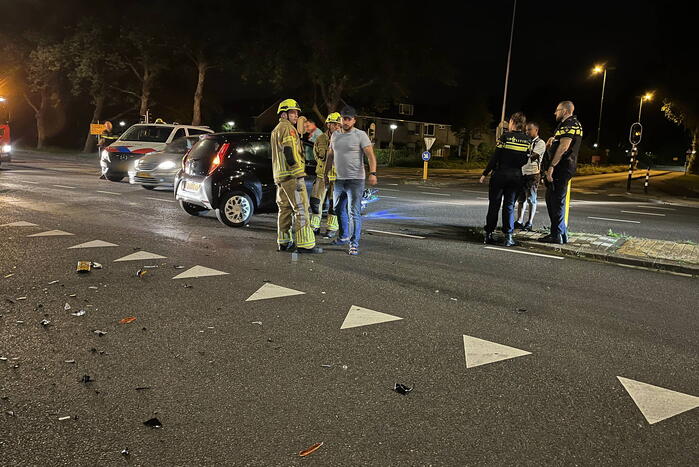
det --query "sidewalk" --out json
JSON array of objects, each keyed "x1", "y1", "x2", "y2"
[{"x1": 503, "y1": 230, "x2": 698, "y2": 276}]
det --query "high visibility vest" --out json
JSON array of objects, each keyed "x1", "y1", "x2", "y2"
[{"x1": 270, "y1": 118, "x2": 305, "y2": 183}]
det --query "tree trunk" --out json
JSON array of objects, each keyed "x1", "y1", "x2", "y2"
[
  {"x1": 688, "y1": 129, "x2": 698, "y2": 174},
  {"x1": 36, "y1": 88, "x2": 48, "y2": 149},
  {"x1": 192, "y1": 61, "x2": 207, "y2": 126},
  {"x1": 83, "y1": 94, "x2": 105, "y2": 153},
  {"x1": 139, "y1": 68, "x2": 152, "y2": 118}
]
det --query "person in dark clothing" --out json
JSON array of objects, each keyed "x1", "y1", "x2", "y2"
[
  {"x1": 479, "y1": 112, "x2": 531, "y2": 247},
  {"x1": 539, "y1": 101, "x2": 583, "y2": 244}
]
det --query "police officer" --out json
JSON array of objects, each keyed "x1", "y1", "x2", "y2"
[
  {"x1": 270, "y1": 99, "x2": 322, "y2": 254},
  {"x1": 310, "y1": 112, "x2": 341, "y2": 237},
  {"x1": 98, "y1": 121, "x2": 118, "y2": 179},
  {"x1": 479, "y1": 112, "x2": 531, "y2": 247},
  {"x1": 539, "y1": 101, "x2": 583, "y2": 244}
]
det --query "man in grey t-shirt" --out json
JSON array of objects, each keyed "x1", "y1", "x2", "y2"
[{"x1": 325, "y1": 105, "x2": 378, "y2": 255}]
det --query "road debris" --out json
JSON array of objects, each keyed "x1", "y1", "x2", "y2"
[
  {"x1": 68, "y1": 294, "x2": 77, "y2": 297},
  {"x1": 121, "y1": 448, "x2": 130, "y2": 457},
  {"x1": 58, "y1": 416, "x2": 71, "y2": 421},
  {"x1": 515, "y1": 308, "x2": 527, "y2": 314},
  {"x1": 174, "y1": 265, "x2": 185, "y2": 269},
  {"x1": 136, "y1": 269, "x2": 148, "y2": 278},
  {"x1": 321, "y1": 364, "x2": 333, "y2": 368},
  {"x1": 299, "y1": 442, "x2": 323, "y2": 457},
  {"x1": 135, "y1": 386, "x2": 151, "y2": 391},
  {"x1": 143, "y1": 417, "x2": 162, "y2": 428},
  {"x1": 71, "y1": 310, "x2": 86, "y2": 317},
  {"x1": 393, "y1": 383, "x2": 413, "y2": 395},
  {"x1": 88, "y1": 286, "x2": 98, "y2": 290},
  {"x1": 17, "y1": 297, "x2": 27, "y2": 301},
  {"x1": 81, "y1": 375, "x2": 94, "y2": 384},
  {"x1": 48, "y1": 280, "x2": 59, "y2": 285},
  {"x1": 40, "y1": 319, "x2": 51, "y2": 327},
  {"x1": 183, "y1": 284, "x2": 192, "y2": 288},
  {"x1": 119, "y1": 317, "x2": 137, "y2": 324},
  {"x1": 143, "y1": 265, "x2": 158, "y2": 269},
  {"x1": 4, "y1": 274, "x2": 14, "y2": 279},
  {"x1": 6, "y1": 410, "x2": 16, "y2": 417},
  {"x1": 76, "y1": 261, "x2": 91, "y2": 273},
  {"x1": 93, "y1": 330, "x2": 107, "y2": 336},
  {"x1": 251, "y1": 321, "x2": 263, "y2": 325},
  {"x1": 91, "y1": 262, "x2": 103, "y2": 269},
  {"x1": 64, "y1": 360, "x2": 76, "y2": 364},
  {"x1": 64, "y1": 303, "x2": 71, "y2": 311}
]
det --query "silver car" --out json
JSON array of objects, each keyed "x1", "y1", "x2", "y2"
[{"x1": 128, "y1": 136, "x2": 199, "y2": 190}]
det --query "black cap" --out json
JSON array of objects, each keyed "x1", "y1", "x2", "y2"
[{"x1": 340, "y1": 105, "x2": 357, "y2": 118}]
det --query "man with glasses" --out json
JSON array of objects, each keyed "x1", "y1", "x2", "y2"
[
  {"x1": 539, "y1": 101, "x2": 583, "y2": 244},
  {"x1": 324, "y1": 106, "x2": 378, "y2": 256}
]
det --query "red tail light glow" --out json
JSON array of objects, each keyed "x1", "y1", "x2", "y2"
[{"x1": 209, "y1": 143, "x2": 230, "y2": 174}]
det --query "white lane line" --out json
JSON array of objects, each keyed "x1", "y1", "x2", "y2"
[
  {"x1": 53, "y1": 185, "x2": 76, "y2": 189},
  {"x1": 96, "y1": 190, "x2": 121, "y2": 196},
  {"x1": 608, "y1": 194, "x2": 626, "y2": 197},
  {"x1": 588, "y1": 216, "x2": 640, "y2": 224},
  {"x1": 23, "y1": 181, "x2": 40, "y2": 184},
  {"x1": 463, "y1": 189, "x2": 488, "y2": 194},
  {"x1": 420, "y1": 192, "x2": 451, "y2": 196},
  {"x1": 384, "y1": 183, "x2": 399, "y2": 186},
  {"x1": 636, "y1": 205, "x2": 676, "y2": 211},
  {"x1": 378, "y1": 188, "x2": 400, "y2": 192},
  {"x1": 484, "y1": 246, "x2": 564, "y2": 260},
  {"x1": 477, "y1": 197, "x2": 489, "y2": 200},
  {"x1": 621, "y1": 210, "x2": 666, "y2": 217},
  {"x1": 366, "y1": 229, "x2": 426, "y2": 239},
  {"x1": 145, "y1": 197, "x2": 176, "y2": 203},
  {"x1": 380, "y1": 195, "x2": 398, "y2": 199}
]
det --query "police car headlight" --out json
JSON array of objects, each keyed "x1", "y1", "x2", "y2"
[
  {"x1": 2, "y1": 144, "x2": 10, "y2": 153},
  {"x1": 101, "y1": 150, "x2": 110, "y2": 162},
  {"x1": 158, "y1": 161, "x2": 177, "y2": 170}
]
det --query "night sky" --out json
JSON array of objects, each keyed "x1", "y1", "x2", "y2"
[{"x1": 1, "y1": 0, "x2": 695, "y2": 161}]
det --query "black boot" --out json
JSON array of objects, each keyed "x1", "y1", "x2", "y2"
[
  {"x1": 295, "y1": 246, "x2": 324, "y2": 254},
  {"x1": 561, "y1": 232, "x2": 568, "y2": 244},
  {"x1": 277, "y1": 242, "x2": 294, "y2": 252},
  {"x1": 538, "y1": 233, "x2": 563, "y2": 244},
  {"x1": 503, "y1": 233, "x2": 517, "y2": 247},
  {"x1": 513, "y1": 221, "x2": 524, "y2": 230},
  {"x1": 484, "y1": 232, "x2": 497, "y2": 245}
]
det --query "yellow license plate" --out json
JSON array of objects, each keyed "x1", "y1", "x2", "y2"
[
  {"x1": 185, "y1": 181, "x2": 201, "y2": 192},
  {"x1": 136, "y1": 172, "x2": 152, "y2": 178}
]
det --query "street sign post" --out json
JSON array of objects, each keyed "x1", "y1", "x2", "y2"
[
  {"x1": 424, "y1": 137, "x2": 435, "y2": 150},
  {"x1": 90, "y1": 123, "x2": 107, "y2": 135},
  {"x1": 627, "y1": 122, "x2": 643, "y2": 192},
  {"x1": 422, "y1": 151, "x2": 431, "y2": 180}
]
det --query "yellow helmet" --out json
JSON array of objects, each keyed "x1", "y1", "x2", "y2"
[
  {"x1": 325, "y1": 112, "x2": 341, "y2": 124},
  {"x1": 278, "y1": 98, "x2": 301, "y2": 114},
  {"x1": 154, "y1": 118, "x2": 165, "y2": 124}
]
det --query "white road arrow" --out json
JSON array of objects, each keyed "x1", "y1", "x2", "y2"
[
  {"x1": 340, "y1": 306, "x2": 403, "y2": 330},
  {"x1": 1, "y1": 221, "x2": 38, "y2": 227},
  {"x1": 463, "y1": 335, "x2": 531, "y2": 368},
  {"x1": 113, "y1": 251, "x2": 167, "y2": 262},
  {"x1": 172, "y1": 265, "x2": 228, "y2": 280},
  {"x1": 617, "y1": 376, "x2": 699, "y2": 425},
  {"x1": 27, "y1": 230, "x2": 74, "y2": 237},
  {"x1": 68, "y1": 240, "x2": 119, "y2": 249},
  {"x1": 246, "y1": 283, "x2": 305, "y2": 301}
]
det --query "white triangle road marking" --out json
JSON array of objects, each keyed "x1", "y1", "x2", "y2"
[
  {"x1": 463, "y1": 335, "x2": 532, "y2": 368},
  {"x1": 617, "y1": 376, "x2": 699, "y2": 425},
  {"x1": 26, "y1": 230, "x2": 75, "y2": 237},
  {"x1": 68, "y1": 240, "x2": 119, "y2": 249},
  {"x1": 113, "y1": 251, "x2": 167, "y2": 262},
  {"x1": 1, "y1": 221, "x2": 38, "y2": 227},
  {"x1": 246, "y1": 283, "x2": 305, "y2": 301},
  {"x1": 172, "y1": 265, "x2": 228, "y2": 280},
  {"x1": 340, "y1": 305, "x2": 403, "y2": 330}
]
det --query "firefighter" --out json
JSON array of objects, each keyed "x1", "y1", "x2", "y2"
[
  {"x1": 310, "y1": 112, "x2": 341, "y2": 237},
  {"x1": 479, "y1": 112, "x2": 531, "y2": 247},
  {"x1": 98, "y1": 121, "x2": 118, "y2": 179},
  {"x1": 270, "y1": 99, "x2": 323, "y2": 254}
]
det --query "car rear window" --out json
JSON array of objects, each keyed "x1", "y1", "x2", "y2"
[
  {"x1": 119, "y1": 125, "x2": 172, "y2": 143},
  {"x1": 188, "y1": 137, "x2": 222, "y2": 160}
]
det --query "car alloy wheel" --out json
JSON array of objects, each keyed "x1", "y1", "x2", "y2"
[{"x1": 216, "y1": 191, "x2": 254, "y2": 227}]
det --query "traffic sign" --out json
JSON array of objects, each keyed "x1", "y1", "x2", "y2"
[
  {"x1": 424, "y1": 137, "x2": 436, "y2": 150},
  {"x1": 629, "y1": 122, "x2": 643, "y2": 145},
  {"x1": 422, "y1": 151, "x2": 431, "y2": 161},
  {"x1": 90, "y1": 123, "x2": 107, "y2": 135}
]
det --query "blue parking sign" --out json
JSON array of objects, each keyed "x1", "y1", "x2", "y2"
[{"x1": 422, "y1": 151, "x2": 431, "y2": 161}]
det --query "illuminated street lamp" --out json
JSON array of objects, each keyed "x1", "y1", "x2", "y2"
[
  {"x1": 119, "y1": 121, "x2": 126, "y2": 127},
  {"x1": 0, "y1": 97, "x2": 6, "y2": 102},
  {"x1": 592, "y1": 64, "x2": 613, "y2": 148},
  {"x1": 389, "y1": 123, "x2": 398, "y2": 166},
  {"x1": 638, "y1": 92, "x2": 654, "y2": 122},
  {"x1": 227, "y1": 121, "x2": 235, "y2": 127}
]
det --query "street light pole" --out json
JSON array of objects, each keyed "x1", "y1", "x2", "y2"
[
  {"x1": 595, "y1": 67, "x2": 607, "y2": 148},
  {"x1": 389, "y1": 123, "x2": 397, "y2": 166},
  {"x1": 499, "y1": 0, "x2": 517, "y2": 138}
]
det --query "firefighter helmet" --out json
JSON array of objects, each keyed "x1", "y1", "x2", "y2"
[
  {"x1": 325, "y1": 112, "x2": 341, "y2": 124},
  {"x1": 278, "y1": 99, "x2": 301, "y2": 115}
]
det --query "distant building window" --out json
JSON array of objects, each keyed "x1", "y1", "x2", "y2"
[
  {"x1": 399, "y1": 104, "x2": 414, "y2": 116},
  {"x1": 424, "y1": 124, "x2": 435, "y2": 136}
]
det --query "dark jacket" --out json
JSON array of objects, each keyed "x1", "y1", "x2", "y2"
[{"x1": 482, "y1": 131, "x2": 531, "y2": 176}]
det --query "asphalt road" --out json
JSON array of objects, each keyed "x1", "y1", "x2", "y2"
[{"x1": 1, "y1": 153, "x2": 697, "y2": 466}]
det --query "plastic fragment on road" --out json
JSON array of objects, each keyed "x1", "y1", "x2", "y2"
[
  {"x1": 393, "y1": 383, "x2": 413, "y2": 395},
  {"x1": 40, "y1": 319, "x2": 51, "y2": 327},
  {"x1": 183, "y1": 284, "x2": 192, "y2": 288},
  {"x1": 4, "y1": 274, "x2": 14, "y2": 278},
  {"x1": 143, "y1": 265, "x2": 158, "y2": 269},
  {"x1": 119, "y1": 317, "x2": 137, "y2": 324},
  {"x1": 93, "y1": 330, "x2": 107, "y2": 336},
  {"x1": 58, "y1": 416, "x2": 71, "y2": 421},
  {"x1": 88, "y1": 286, "x2": 98, "y2": 290},
  {"x1": 64, "y1": 360, "x2": 76, "y2": 364},
  {"x1": 251, "y1": 321, "x2": 262, "y2": 325},
  {"x1": 143, "y1": 417, "x2": 162, "y2": 428},
  {"x1": 71, "y1": 310, "x2": 86, "y2": 317},
  {"x1": 91, "y1": 262, "x2": 103, "y2": 270},
  {"x1": 299, "y1": 442, "x2": 323, "y2": 457},
  {"x1": 76, "y1": 261, "x2": 91, "y2": 273},
  {"x1": 17, "y1": 297, "x2": 27, "y2": 300},
  {"x1": 516, "y1": 308, "x2": 527, "y2": 313},
  {"x1": 121, "y1": 448, "x2": 130, "y2": 457},
  {"x1": 81, "y1": 375, "x2": 94, "y2": 384},
  {"x1": 64, "y1": 303, "x2": 71, "y2": 311},
  {"x1": 174, "y1": 265, "x2": 185, "y2": 269},
  {"x1": 48, "y1": 280, "x2": 59, "y2": 285},
  {"x1": 136, "y1": 269, "x2": 148, "y2": 278}
]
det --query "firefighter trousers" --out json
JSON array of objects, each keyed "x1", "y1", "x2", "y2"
[
  {"x1": 276, "y1": 177, "x2": 316, "y2": 249},
  {"x1": 310, "y1": 177, "x2": 338, "y2": 232}
]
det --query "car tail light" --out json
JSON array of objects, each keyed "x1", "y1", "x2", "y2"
[
  {"x1": 181, "y1": 148, "x2": 192, "y2": 170},
  {"x1": 209, "y1": 143, "x2": 230, "y2": 174}
]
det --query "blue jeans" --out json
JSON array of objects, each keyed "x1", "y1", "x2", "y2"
[{"x1": 333, "y1": 179, "x2": 365, "y2": 247}]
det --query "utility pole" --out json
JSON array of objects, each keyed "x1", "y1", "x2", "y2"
[{"x1": 498, "y1": 0, "x2": 517, "y2": 139}]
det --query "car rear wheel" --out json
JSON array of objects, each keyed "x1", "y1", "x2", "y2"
[
  {"x1": 179, "y1": 200, "x2": 207, "y2": 216},
  {"x1": 106, "y1": 174, "x2": 123, "y2": 182},
  {"x1": 216, "y1": 192, "x2": 253, "y2": 227},
  {"x1": 142, "y1": 185, "x2": 156, "y2": 190}
]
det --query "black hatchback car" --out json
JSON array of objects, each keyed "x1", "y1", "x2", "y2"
[{"x1": 174, "y1": 132, "x2": 316, "y2": 227}]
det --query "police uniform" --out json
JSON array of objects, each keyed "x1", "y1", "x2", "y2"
[
  {"x1": 271, "y1": 113, "x2": 316, "y2": 250},
  {"x1": 310, "y1": 130, "x2": 339, "y2": 234},
  {"x1": 542, "y1": 115, "x2": 583, "y2": 242},
  {"x1": 482, "y1": 130, "x2": 531, "y2": 242}
]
